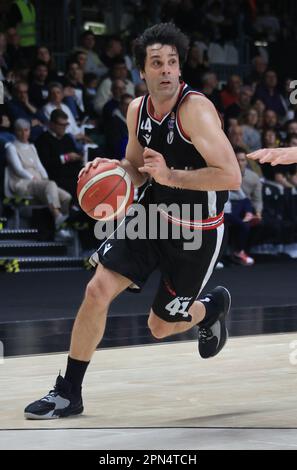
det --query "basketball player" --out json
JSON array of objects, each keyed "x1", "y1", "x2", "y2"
[
  {"x1": 247, "y1": 147, "x2": 297, "y2": 166},
  {"x1": 24, "y1": 23, "x2": 241, "y2": 419}
]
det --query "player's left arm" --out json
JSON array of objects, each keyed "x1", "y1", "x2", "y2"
[{"x1": 139, "y1": 95, "x2": 241, "y2": 191}]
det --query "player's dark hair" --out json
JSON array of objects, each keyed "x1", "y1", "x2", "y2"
[{"x1": 134, "y1": 23, "x2": 189, "y2": 71}]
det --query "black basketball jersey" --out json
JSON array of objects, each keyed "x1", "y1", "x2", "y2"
[{"x1": 136, "y1": 82, "x2": 228, "y2": 226}]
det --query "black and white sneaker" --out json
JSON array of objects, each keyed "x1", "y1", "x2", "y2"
[
  {"x1": 24, "y1": 375, "x2": 83, "y2": 420},
  {"x1": 198, "y1": 286, "x2": 231, "y2": 359}
]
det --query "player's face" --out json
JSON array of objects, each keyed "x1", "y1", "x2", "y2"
[{"x1": 142, "y1": 44, "x2": 181, "y2": 99}]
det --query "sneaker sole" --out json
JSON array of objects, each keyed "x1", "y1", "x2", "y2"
[{"x1": 24, "y1": 405, "x2": 84, "y2": 420}]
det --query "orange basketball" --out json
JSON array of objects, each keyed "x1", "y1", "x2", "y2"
[{"x1": 77, "y1": 162, "x2": 134, "y2": 221}]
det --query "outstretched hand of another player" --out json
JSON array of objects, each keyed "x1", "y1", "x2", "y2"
[
  {"x1": 139, "y1": 147, "x2": 172, "y2": 186},
  {"x1": 247, "y1": 147, "x2": 297, "y2": 166},
  {"x1": 78, "y1": 157, "x2": 121, "y2": 179}
]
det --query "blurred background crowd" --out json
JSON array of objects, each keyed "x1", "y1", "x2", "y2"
[{"x1": 1, "y1": 0, "x2": 297, "y2": 266}]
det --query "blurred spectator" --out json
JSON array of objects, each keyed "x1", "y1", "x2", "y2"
[
  {"x1": 78, "y1": 30, "x2": 108, "y2": 79},
  {"x1": 174, "y1": 0, "x2": 200, "y2": 35},
  {"x1": 253, "y1": 98, "x2": 266, "y2": 128},
  {"x1": 182, "y1": 43, "x2": 209, "y2": 90},
  {"x1": 43, "y1": 82, "x2": 85, "y2": 142},
  {"x1": 260, "y1": 129, "x2": 292, "y2": 188},
  {"x1": 83, "y1": 73, "x2": 99, "y2": 118},
  {"x1": 7, "y1": 0, "x2": 37, "y2": 60},
  {"x1": 228, "y1": 124, "x2": 250, "y2": 153},
  {"x1": 94, "y1": 58, "x2": 134, "y2": 115},
  {"x1": 100, "y1": 37, "x2": 123, "y2": 69},
  {"x1": 35, "y1": 109, "x2": 83, "y2": 200},
  {"x1": 135, "y1": 81, "x2": 148, "y2": 97},
  {"x1": 7, "y1": 80, "x2": 45, "y2": 141},
  {"x1": 105, "y1": 93, "x2": 133, "y2": 159},
  {"x1": 205, "y1": 0, "x2": 225, "y2": 40},
  {"x1": 239, "y1": 107, "x2": 262, "y2": 152},
  {"x1": 235, "y1": 147, "x2": 263, "y2": 217},
  {"x1": 5, "y1": 27, "x2": 25, "y2": 69},
  {"x1": 28, "y1": 61, "x2": 49, "y2": 108},
  {"x1": 246, "y1": 55, "x2": 268, "y2": 91},
  {"x1": 224, "y1": 85, "x2": 253, "y2": 129},
  {"x1": 36, "y1": 46, "x2": 59, "y2": 82},
  {"x1": 0, "y1": 32, "x2": 10, "y2": 74},
  {"x1": 6, "y1": 118, "x2": 72, "y2": 232},
  {"x1": 262, "y1": 108, "x2": 279, "y2": 131},
  {"x1": 201, "y1": 72, "x2": 223, "y2": 113},
  {"x1": 220, "y1": 74, "x2": 242, "y2": 109},
  {"x1": 61, "y1": 60, "x2": 85, "y2": 120},
  {"x1": 102, "y1": 78, "x2": 126, "y2": 123},
  {"x1": 225, "y1": 146, "x2": 261, "y2": 266},
  {"x1": 254, "y1": 2, "x2": 280, "y2": 43},
  {"x1": 254, "y1": 70, "x2": 286, "y2": 118}
]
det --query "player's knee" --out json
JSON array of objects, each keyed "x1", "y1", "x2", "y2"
[
  {"x1": 85, "y1": 277, "x2": 111, "y2": 308},
  {"x1": 148, "y1": 313, "x2": 172, "y2": 339}
]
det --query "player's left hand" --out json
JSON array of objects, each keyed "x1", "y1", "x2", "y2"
[{"x1": 139, "y1": 147, "x2": 172, "y2": 186}]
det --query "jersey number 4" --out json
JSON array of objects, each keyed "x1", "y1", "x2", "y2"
[
  {"x1": 140, "y1": 118, "x2": 152, "y2": 133},
  {"x1": 165, "y1": 297, "x2": 190, "y2": 317}
]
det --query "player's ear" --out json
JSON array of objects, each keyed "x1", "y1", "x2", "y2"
[{"x1": 140, "y1": 71, "x2": 145, "y2": 80}]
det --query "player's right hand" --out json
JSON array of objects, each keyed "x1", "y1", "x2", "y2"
[{"x1": 78, "y1": 157, "x2": 121, "y2": 178}]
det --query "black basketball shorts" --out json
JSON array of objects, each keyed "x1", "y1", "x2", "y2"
[{"x1": 89, "y1": 211, "x2": 225, "y2": 323}]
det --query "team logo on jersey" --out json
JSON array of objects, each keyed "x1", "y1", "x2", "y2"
[
  {"x1": 143, "y1": 134, "x2": 152, "y2": 145},
  {"x1": 167, "y1": 131, "x2": 174, "y2": 144}
]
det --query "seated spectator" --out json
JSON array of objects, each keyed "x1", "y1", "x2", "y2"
[
  {"x1": 235, "y1": 147, "x2": 263, "y2": 218},
  {"x1": 224, "y1": 85, "x2": 253, "y2": 130},
  {"x1": 260, "y1": 129, "x2": 293, "y2": 188},
  {"x1": 254, "y1": 70, "x2": 286, "y2": 118},
  {"x1": 77, "y1": 30, "x2": 107, "y2": 79},
  {"x1": 28, "y1": 60, "x2": 49, "y2": 108},
  {"x1": 5, "y1": 27, "x2": 25, "y2": 69},
  {"x1": 220, "y1": 74, "x2": 242, "y2": 109},
  {"x1": 102, "y1": 78, "x2": 126, "y2": 124},
  {"x1": 43, "y1": 82, "x2": 89, "y2": 144},
  {"x1": 228, "y1": 124, "x2": 250, "y2": 154},
  {"x1": 201, "y1": 72, "x2": 223, "y2": 113},
  {"x1": 35, "y1": 109, "x2": 83, "y2": 199},
  {"x1": 225, "y1": 147, "x2": 263, "y2": 266},
  {"x1": 254, "y1": 2, "x2": 280, "y2": 43},
  {"x1": 239, "y1": 107, "x2": 262, "y2": 152},
  {"x1": 182, "y1": 43, "x2": 209, "y2": 90},
  {"x1": 83, "y1": 73, "x2": 99, "y2": 118},
  {"x1": 105, "y1": 93, "x2": 133, "y2": 159},
  {"x1": 35, "y1": 46, "x2": 59, "y2": 82},
  {"x1": 94, "y1": 58, "x2": 135, "y2": 115},
  {"x1": 100, "y1": 37, "x2": 124, "y2": 69},
  {"x1": 6, "y1": 80, "x2": 45, "y2": 141},
  {"x1": 135, "y1": 81, "x2": 148, "y2": 97},
  {"x1": 6, "y1": 118, "x2": 72, "y2": 233},
  {"x1": 262, "y1": 109, "x2": 280, "y2": 131},
  {"x1": 245, "y1": 55, "x2": 268, "y2": 91},
  {"x1": 60, "y1": 60, "x2": 85, "y2": 120}
]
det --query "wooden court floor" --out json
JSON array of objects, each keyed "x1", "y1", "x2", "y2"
[{"x1": 1, "y1": 333, "x2": 297, "y2": 449}]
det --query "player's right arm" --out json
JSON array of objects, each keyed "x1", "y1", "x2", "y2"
[
  {"x1": 247, "y1": 147, "x2": 297, "y2": 166},
  {"x1": 78, "y1": 97, "x2": 148, "y2": 188},
  {"x1": 120, "y1": 97, "x2": 148, "y2": 187}
]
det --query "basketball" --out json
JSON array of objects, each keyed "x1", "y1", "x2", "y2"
[{"x1": 77, "y1": 162, "x2": 134, "y2": 221}]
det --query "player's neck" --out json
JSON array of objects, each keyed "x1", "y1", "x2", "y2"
[{"x1": 150, "y1": 86, "x2": 181, "y2": 119}]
